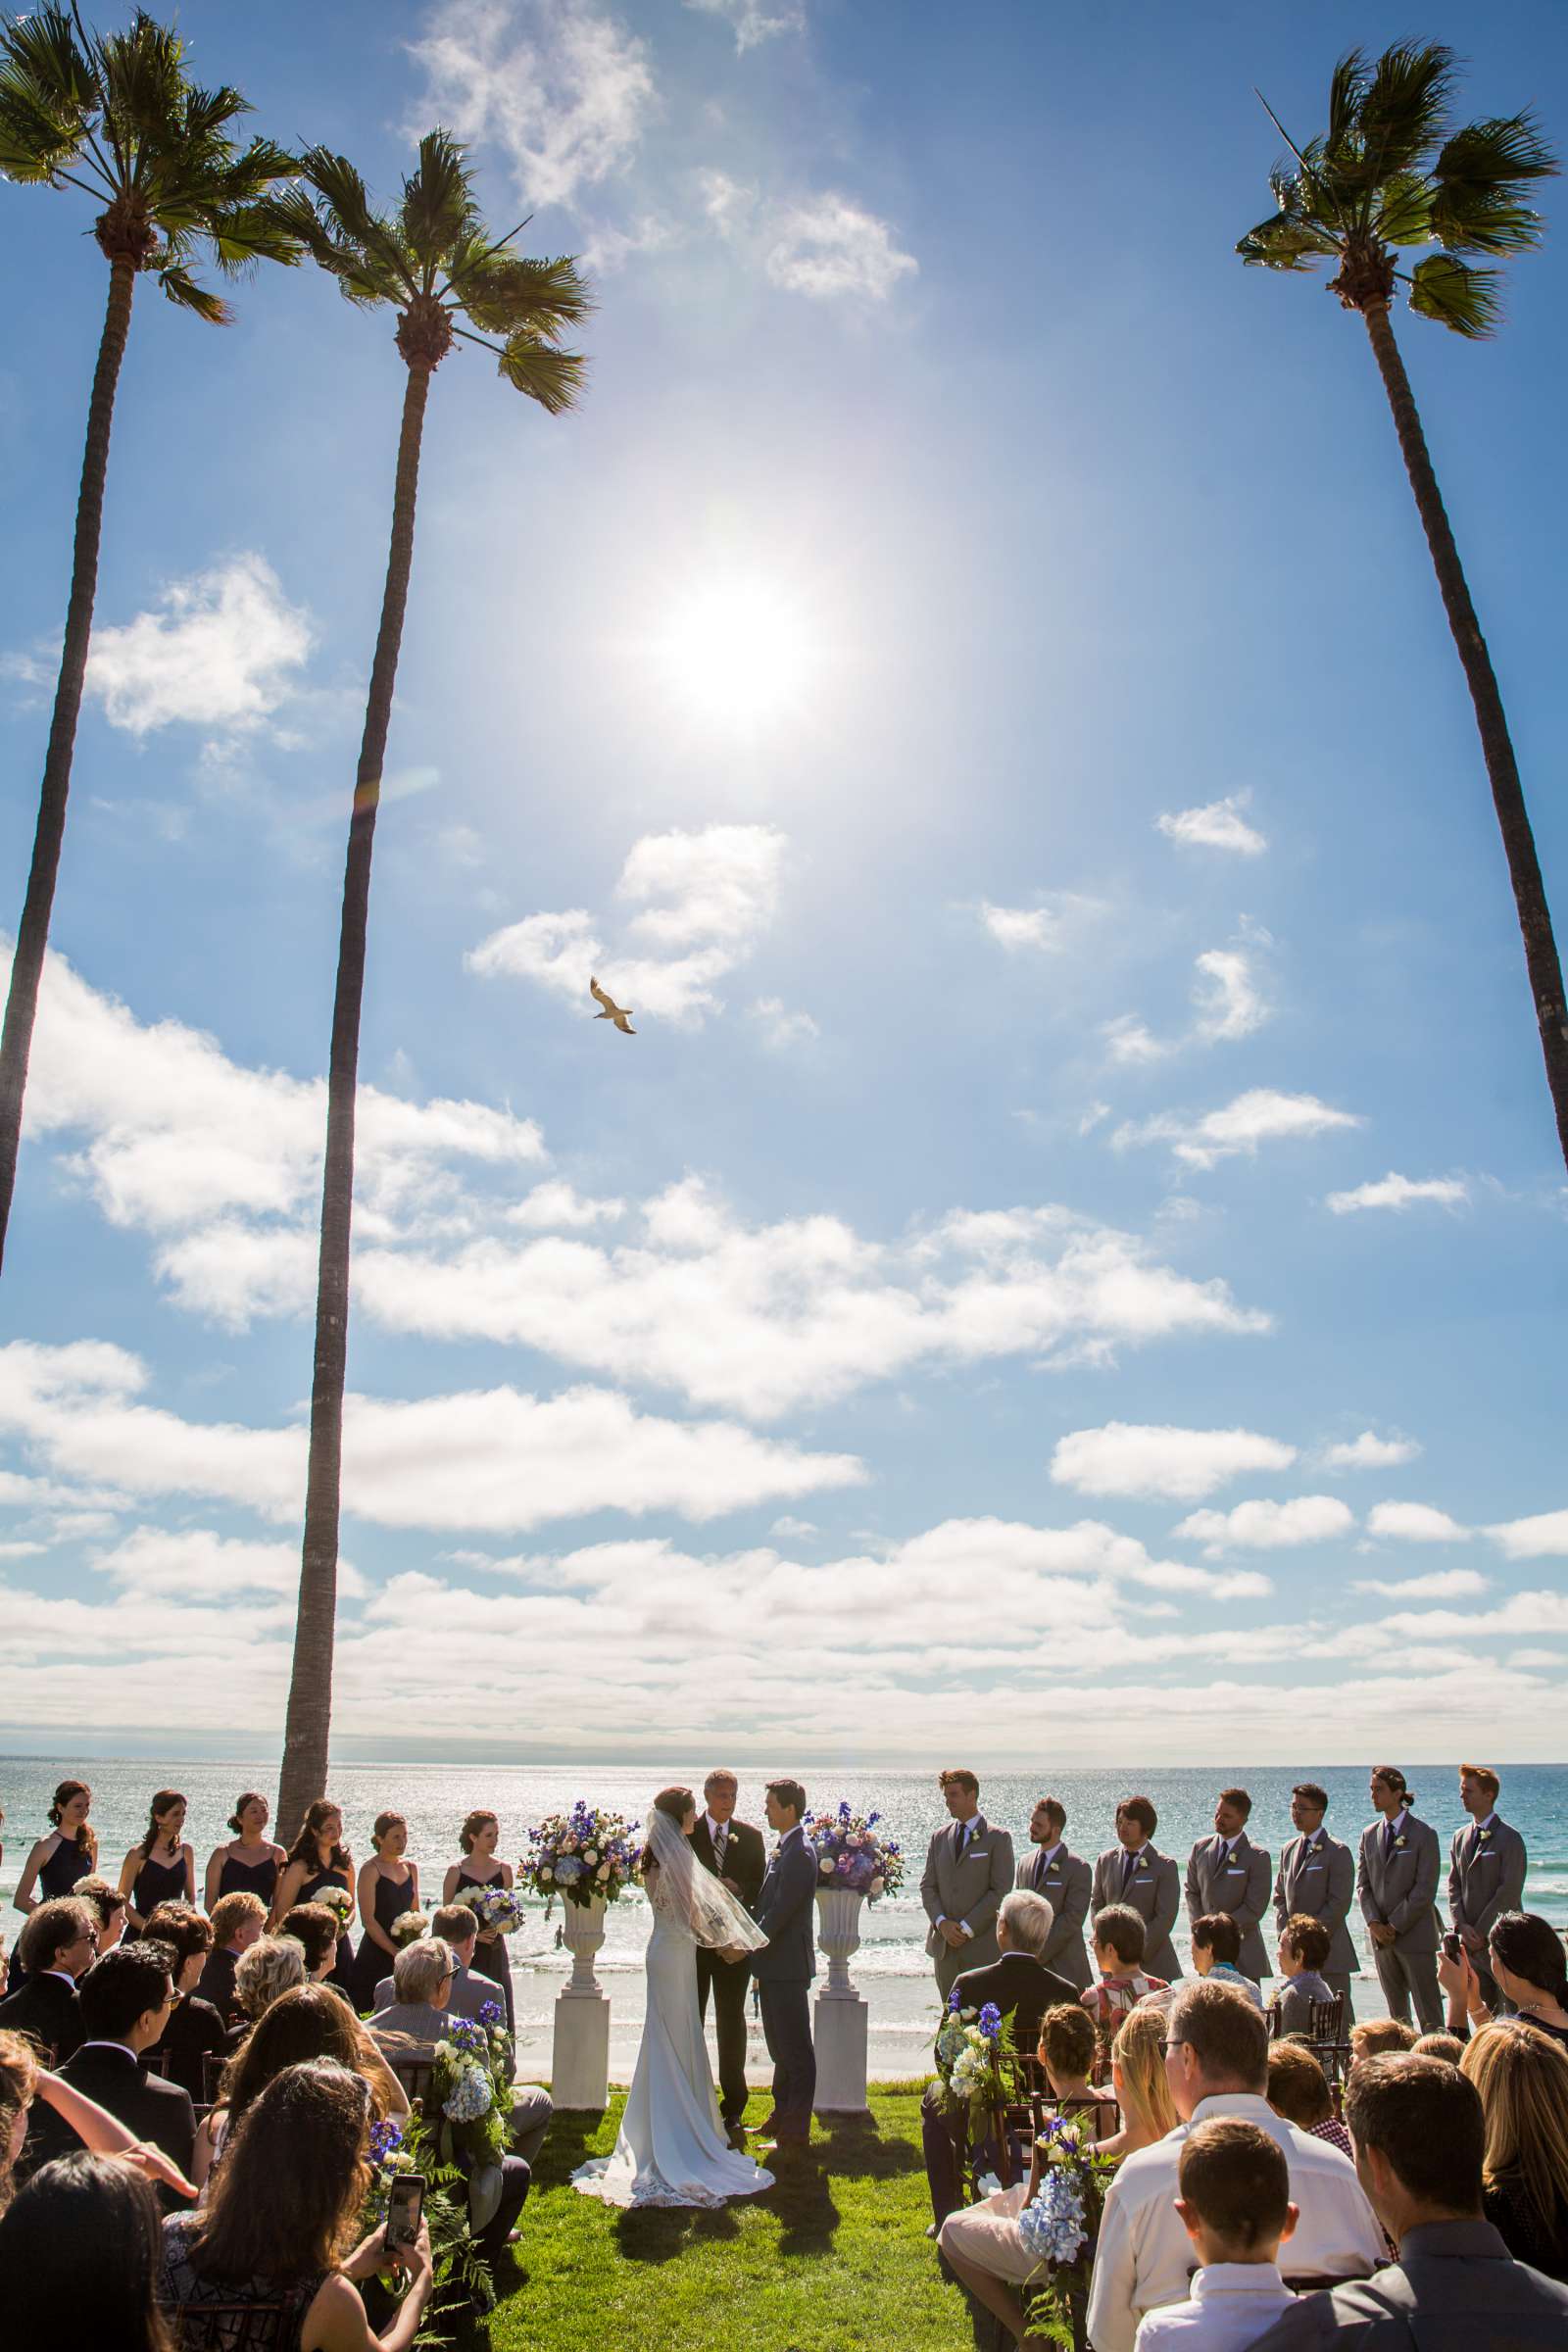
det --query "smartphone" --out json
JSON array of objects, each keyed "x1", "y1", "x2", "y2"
[
  {"x1": 384, "y1": 2172, "x2": 425, "y2": 2252},
  {"x1": 1441, "y1": 1931, "x2": 1463, "y2": 1965}
]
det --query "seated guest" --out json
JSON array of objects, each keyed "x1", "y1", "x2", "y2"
[
  {"x1": 1461, "y1": 2019, "x2": 1568, "y2": 2282},
  {"x1": 0, "y1": 1897, "x2": 98, "y2": 2060},
  {"x1": 197, "y1": 1982, "x2": 408, "y2": 2188},
  {"x1": 1267, "y1": 2038, "x2": 1352, "y2": 2161},
  {"x1": 1273, "y1": 1916, "x2": 1337, "y2": 2037},
  {"x1": 142, "y1": 1903, "x2": 228, "y2": 2103},
  {"x1": 920, "y1": 1888, "x2": 1079, "y2": 2231},
  {"x1": 161, "y1": 2059, "x2": 434, "y2": 2349},
  {"x1": 1249, "y1": 2054, "x2": 1568, "y2": 2347},
  {"x1": 1132, "y1": 2116, "x2": 1298, "y2": 2347},
  {"x1": 1411, "y1": 2032, "x2": 1466, "y2": 2065},
  {"x1": 1039, "y1": 2001, "x2": 1118, "y2": 2140},
  {"x1": 1192, "y1": 1913, "x2": 1264, "y2": 2008},
  {"x1": 0, "y1": 2148, "x2": 174, "y2": 2349},
  {"x1": 1349, "y1": 2016, "x2": 1417, "y2": 2069},
  {"x1": 1441, "y1": 1910, "x2": 1568, "y2": 2051},
  {"x1": 26, "y1": 1943, "x2": 194, "y2": 2184},
  {"x1": 1082, "y1": 1903, "x2": 1171, "y2": 2062},
  {"x1": 369, "y1": 1937, "x2": 462, "y2": 2059},
  {"x1": 1085, "y1": 1982, "x2": 1383, "y2": 2352},
  {"x1": 233, "y1": 1933, "x2": 307, "y2": 2025},
  {"x1": 1, "y1": 2030, "x2": 196, "y2": 2220},
  {"x1": 374, "y1": 1902, "x2": 500, "y2": 2022},
  {"x1": 280, "y1": 1901, "x2": 344, "y2": 1985},
  {"x1": 1101, "y1": 2002, "x2": 1179, "y2": 2164},
  {"x1": 74, "y1": 1876, "x2": 128, "y2": 1955},
  {"x1": 196, "y1": 1889, "x2": 268, "y2": 2024}
]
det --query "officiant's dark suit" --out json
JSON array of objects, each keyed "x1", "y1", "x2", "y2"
[
  {"x1": 751, "y1": 1821, "x2": 817, "y2": 2141},
  {"x1": 692, "y1": 1811, "x2": 766, "y2": 2130}
]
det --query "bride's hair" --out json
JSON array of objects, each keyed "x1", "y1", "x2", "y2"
[{"x1": 641, "y1": 1787, "x2": 695, "y2": 1873}]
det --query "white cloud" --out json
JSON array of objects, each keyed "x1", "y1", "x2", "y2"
[
  {"x1": 409, "y1": 0, "x2": 656, "y2": 212},
  {"x1": 467, "y1": 823, "x2": 787, "y2": 1024},
  {"x1": 92, "y1": 1526, "x2": 368, "y2": 1602},
  {"x1": 1192, "y1": 949, "x2": 1268, "y2": 1044},
  {"x1": 1380, "y1": 1592, "x2": 1568, "y2": 1642},
  {"x1": 764, "y1": 195, "x2": 917, "y2": 302},
  {"x1": 1326, "y1": 1172, "x2": 1470, "y2": 1215},
  {"x1": 769, "y1": 1515, "x2": 816, "y2": 1539},
  {"x1": 684, "y1": 0, "x2": 803, "y2": 50},
  {"x1": 81, "y1": 555, "x2": 311, "y2": 741},
  {"x1": 752, "y1": 998, "x2": 819, "y2": 1051},
  {"x1": 506, "y1": 1180, "x2": 625, "y2": 1230},
  {"x1": 576, "y1": 210, "x2": 679, "y2": 272},
  {"x1": 1156, "y1": 792, "x2": 1266, "y2": 856},
  {"x1": 1052, "y1": 1423, "x2": 1296, "y2": 1503},
  {"x1": 1322, "y1": 1431, "x2": 1422, "y2": 1472},
  {"x1": 1103, "y1": 1015, "x2": 1169, "y2": 1066},
  {"x1": 698, "y1": 169, "x2": 757, "y2": 236},
  {"x1": 1352, "y1": 1566, "x2": 1490, "y2": 1599},
  {"x1": 1366, "y1": 1500, "x2": 1469, "y2": 1544},
  {"x1": 1487, "y1": 1507, "x2": 1568, "y2": 1561},
  {"x1": 978, "y1": 895, "x2": 1105, "y2": 955},
  {"x1": 1174, "y1": 1495, "x2": 1353, "y2": 1554},
  {"x1": 1115, "y1": 1089, "x2": 1362, "y2": 1170}
]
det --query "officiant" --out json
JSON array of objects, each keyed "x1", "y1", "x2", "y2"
[{"x1": 691, "y1": 1770, "x2": 766, "y2": 2146}]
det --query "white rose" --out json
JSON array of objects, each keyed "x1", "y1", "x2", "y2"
[
  {"x1": 539, "y1": 1864, "x2": 554, "y2": 1881},
  {"x1": 818, "y1": 1858, "x2": 835, "y2": 1878},
  {"x1": 584, "y1": 1847, "x2": 600, "y2": 1866},
  {"x1": 596, "y1": 1862, "x2": 611, "y2": 1882}
]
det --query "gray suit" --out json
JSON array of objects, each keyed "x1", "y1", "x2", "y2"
[
  {"x1": 1015, "y1": 1843, "x2": 1092, "y2": 1990},
  {"x1": 1274, "y1": 1831, "x2": 1358, "y2": 2021},
  {"x1": 1091, "y1": 1842, "x2": 1183, "y2": 1981},
  {"x1": 921, "y1": 1815, "x2": 1015, "y2": 1997},
  {"x1": 1186, "y1": 1832, "x2": 1272, "y2": 1980},
  {"x1": 1356, "y1": 1812, "x2": 1443, "y2": 2031},
  {"x1": 1448, "y1": 1815, "x2": 1528, "y2": 2008},
  {"x1": 374, "y1": 1958, "x2": 495, "y2": 2022},
  {"x1": 1248, "y1": 2218, "x2": 1568, "y2": 2349}
]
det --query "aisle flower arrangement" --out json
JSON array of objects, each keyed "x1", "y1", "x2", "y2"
[
  {"x1": 390, "y1": 1909, "x2": 429, "y2": 1947},
  {"x1": 804, "y1": 1801, "x2": 905, "y2": 1898},
  {"x1": 1017, "y1": 2115, "x2": 1119, "y2": 2349},
  {"x1": 517, "y1": 1802, "x2": 641, "y2": 1912},
  {"x1": 430, "y1": 2009, "x2": 514, "y2": 2172},
  {"x1": 363, "y1": 2111, "x2": 493, "y2": 2324},
  {"x1": 935, "y1": 1995, "x2": 1006, "y2": 2131},
  {"x1": 451, "y1": 1883, "x2": 525, "y2": 1936}
]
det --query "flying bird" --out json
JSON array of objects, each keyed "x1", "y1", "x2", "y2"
[{"x1": 590, "y1": 976, "x2": 636, "y2": 1035}]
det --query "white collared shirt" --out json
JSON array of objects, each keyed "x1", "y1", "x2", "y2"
[
  {"x1": 1085, "y1": 2093, "x2": 1383, "y2": 2352},
  {"x1": 1385, "y1": 1808, "x2": 1410, "y2": 1838},
  {"x1": 1473, "y1": 1812, "x2": 1497, "y2": 1833},
  {"x1": 705, "y1": 1812, "x2": 730, "y2": 1849},
  {"x1": 1036, "y1": 1841, "x2": 1063, "y2": 1868},
  {"x1": 1132, "y1": 2263, "x2": 1295, "y2": 2347}
]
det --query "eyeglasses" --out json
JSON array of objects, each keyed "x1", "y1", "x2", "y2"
[{"x1": 1156, "y1": 2038, "x2": 1190, "y2": 2056}]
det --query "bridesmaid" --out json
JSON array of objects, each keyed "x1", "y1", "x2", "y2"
[
  {"x1": 204, "y1": 1791, "x2": 287, "y2": 1912},
  {"x1": 349, "y1": 1812, "x2": 419, "y2": 2013},
  {"x1": 443, "y1": 1809, "x2": 515, "y2": 2033},
  {"x1": 8, "y1": 1780, "x2": 96, "y2": 1991},
  {"x1": 117, "y1": 1790, "x2": 195, "y2": 1937},
  {"x1": 272, "y1": 1799, "x2": 357, "y2": 1994}
]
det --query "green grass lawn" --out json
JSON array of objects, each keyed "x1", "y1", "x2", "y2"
[{"x1": 451, "y1": 2083, "x2": 983, "y2": 2351}]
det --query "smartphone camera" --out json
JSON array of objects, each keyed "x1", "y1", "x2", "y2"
[{"x1": 385, "y1": 2172, "x2": 425, "y2": 2252}]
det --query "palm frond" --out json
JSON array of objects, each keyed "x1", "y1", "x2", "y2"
[
  {"x1": 453, "y1": 251, "x2": 594, "y2": 336},
  {"x1": 399, "y1": 126, "x2": 478, "y2": 268},
  {"x1": 97, "y1": 10, "x2": 187, "y2": 156},
  {"x1": 1406, "y1": 250, "x2": 1502, "y2": 338},
  {"x1": 1325, "y1": 46, "x2": 1370, "y2": 160},
  {"x1": 0, "y1": 4, "x2": 94, "y2": 179},
  {"x1": 494, "y1": 328, "x2": 588, "y2": 412},
  {"x1": 0, "y1": 4, "x2": 94, "y2": 111},
  {"x1": 156, "y1": 257, "x2": 231, "y2": 321},
  {"x1": 1236, "y1": 211, "x2": 1340, "y2": 270},
  {"x1": 1432, "y1": 114, "x2": 1558, "y2": 254},
  {"x1": 297, "y1": 142, "x2": 414, "y2": 295},
  {"x1": 207, "y1": 201, "x2": 307, "y2": 274},
  {"x1": 1355, "y1": 41, "x2": 1454, "y2": 180},
  {"x1": 1374, "y1": 172, "x2": 1436, "y2": 248}
]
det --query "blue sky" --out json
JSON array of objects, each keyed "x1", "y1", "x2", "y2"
[{"x1": 1, "y1": 0, "x2": 1565, "y2": 1763}]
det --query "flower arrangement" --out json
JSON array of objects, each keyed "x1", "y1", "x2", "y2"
[
  {"x1": 451, "y1": 1884, "x2": 525, "y2": 1937},
  {"x1": 390, "y1": 1910, "x2": 429, "y2": 1948},
  {"x1": 315, "y1": 1885, "x2": 353, "y2": 1930},
  {"x1": 934, "y1": 1995, "x2": 1008, "y2": 2199},
  {"x1": 362, "y1": 2111, "x2": 494, "y2": 2323},
  {"x1": 1016, "y1": 2115, "x2": 1120, "y2": 2349},
  {"x1": 804, "y1": 1801, "x2": 905, "y2": 1899},
  {"x1": 517, "y1": 1802, "x2": 641, "y2": 1913},
  {"x1": 430, "y1": 2013, "x2": 513, "y2": 2173}
]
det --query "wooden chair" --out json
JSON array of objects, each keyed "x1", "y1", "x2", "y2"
[
  {"x1": 388, "y1": 2056, "x2": 436, "y2": 2105},
  {"x1": 165, "y1": 2302, "x2": 291, "y2": 2349},
  {"x1": 142, "y1": 2045, "x2": 172, "y2": 2079},
  {"x1": 989, "y1": 2050, "x2": 1047, "y2": 2187},
  {"x1": 203, "y1": 2051, "x2": 229, "y2": 2104}
]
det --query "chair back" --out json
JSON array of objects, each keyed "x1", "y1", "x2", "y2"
[
  {"x1": 389, "y1": 2057, "x2": 436, "y2": 2103},
  {"x1": 1282, "y1": 2268, "x2": 1374, "y2": 2293},
  {"x1": 165, "y1": 2302, "x2": 290, "y2": 2349},
  {"x1": 1309, "y1": 1995, "x2": 1345, "y2": 2042},
  {"x1": 143, "y1": 2045, "x2": 172, "y2": 2079},
  {"x1": 203, "y1": 2051, "x2": 230, "y2": 2103}
]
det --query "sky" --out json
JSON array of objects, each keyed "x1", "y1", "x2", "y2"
[{"x1": 1, "y1": 0, "x2": 1566, "y2": 1767}]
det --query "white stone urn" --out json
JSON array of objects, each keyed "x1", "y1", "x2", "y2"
[
  {"x1": 815, "y1": 1886, "x2": 866, "y2": 1998},
  {"x1": 559, "y1": 1891, "x2": 609, "y2": 1995}
]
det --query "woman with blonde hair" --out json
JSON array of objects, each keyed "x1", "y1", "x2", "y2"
[
  {"x1": 1099, "y1": 2000, "x2": 1177, "y2": 2162},
  {"x1": 1461, "y1": 2018, "x2": 1568, "y2": 2280},
  {"x1": 233, "y1": 1934, "x2": 308, "y2": 2025}
]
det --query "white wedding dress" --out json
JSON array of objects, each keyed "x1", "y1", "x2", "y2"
[{"x1": 571, "y1": 1813, "x2": 774, "y2": 2209}]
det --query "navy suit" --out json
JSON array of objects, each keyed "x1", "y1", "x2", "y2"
[{"x1": 751, "y1": 1823, "x2": 817, "y2": 2135}]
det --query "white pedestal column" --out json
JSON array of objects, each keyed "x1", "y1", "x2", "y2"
[
  {"x1": 552, "y1": 1894, "x2": 611, "y2": 2109},
  {"x1": 812, "y1": 1887, "x2": 869, "y2": 2116}
]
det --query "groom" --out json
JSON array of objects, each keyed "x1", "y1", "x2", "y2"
[
  {"x1": 691, "y1": 1768, "x2": 767, "y2": 2146},
  {"x1": 751, "y1": 1777, "x2": 817, "y2": 2149}
]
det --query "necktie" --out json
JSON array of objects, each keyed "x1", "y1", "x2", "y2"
[
  {"x1": 1121, "y1": 1850, "x2": 1137, "y2": 1891},
  {"x1": 1469, "y1": 1823, "x2": 1483, "y2": 1861},
  {"x1": 714, "y1": 1824, "x2": 728, "y2": 1871},
  {"x1": 1384, "y1": 1819, "x2": 1396, "y2": 1858},
  {"x1": 1035, "y1": 1849, "x2": 1046, "y2": 1888}
]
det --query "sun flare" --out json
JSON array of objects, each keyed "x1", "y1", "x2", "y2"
[{"x1": 654, "y1": 574, "x2": 816, "y2": 726}]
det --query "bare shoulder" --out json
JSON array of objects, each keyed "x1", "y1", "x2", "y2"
[{"x1": 301, "y1": 2269, "x2": 371, "y2": 2351}]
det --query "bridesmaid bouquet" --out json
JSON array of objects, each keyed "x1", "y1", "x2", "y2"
[
  {"x1": 452, "y1": 1885, "x2": 524, "y2": 1936},
  {"x1": 805, "y1": 1801, "x2": 906, "y2": 1899},
  {"x1": 390, "y1": 1910, "x2": 429, "y2": 1948},
  {"x1": 316, "y1": 1886, "x2": 354, "y2": 1930},
  {"x1": 518, "y1": 1802, "x2": 642, "y2": 1912}
]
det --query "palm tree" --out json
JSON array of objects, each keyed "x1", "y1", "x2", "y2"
[
  {"x1": 269, "y1": 134, "x2": 589, "y2": 1835},
  {"x1": 0, "y1": 6, "x2": 297, "y2": 1265},
  {"x1": 1238, "y1": 43, "x2": 1568, "y2": 1171}
]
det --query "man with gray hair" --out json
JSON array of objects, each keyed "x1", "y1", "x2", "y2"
[
  {"x1": 918, "y1": 1887, "x2": 1080, "y2": 2231},
  {"x1": 691, "y1": 1768, "x2": 766, "y2": 2145},
  {"x1": 374, "y1": 1903, "x2": 501, "y2": 2023}
]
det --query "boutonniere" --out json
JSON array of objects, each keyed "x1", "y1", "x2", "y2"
[
  {"x1": 1478, "y1": 1828, "x2": 1494, "y2": 1842},
  {"x1": 1395, "y1": 1835, "x2": 1408, "y2": 1850}
]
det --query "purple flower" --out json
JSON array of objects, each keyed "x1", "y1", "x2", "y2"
[{"x1": 478, "y1": 1999, "x2": 504, "y2": 2028}]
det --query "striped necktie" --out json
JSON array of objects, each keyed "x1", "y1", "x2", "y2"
[{"x1": 714, "y1": 1823, "x2": 728, "y2": 1871}]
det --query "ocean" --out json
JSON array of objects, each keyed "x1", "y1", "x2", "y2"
[{"x1": 5, "y1": 1757, "x2": 1563, "y2": 2080}]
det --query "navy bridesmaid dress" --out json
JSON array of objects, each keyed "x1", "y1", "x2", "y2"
[
  {"x1": 298, "y1": 1863, "x2": 356, "y2": 1996},
  {"x1": 456, "y1": 1865, "x2": 515, "y2": 2033},
  {"x1": 6, "y1": 1837, "x2": 91, "y2": 1990},
  {"x1": 124, "y1": 1850, "x2": 188, "y2": 1938},
  {"x1": 217, "y1": 1848, "x2": 280, "y2": 1908},
  {"x1": 349, "y1": 1871, "x2": 416, "y2": 2013}
]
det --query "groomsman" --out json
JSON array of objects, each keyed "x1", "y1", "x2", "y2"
[
  {"x1": 1273, "y1": 1781, "x2": 1358, "y2": 2022},
  {"x1": 1357, "y1": 1763, "x2": 1443, "y2": 2032},
  {"x1": 1185, "y1": 1789, "x2": 1272, "y2": 1982},
  {"x1": 1091, "y1": 1795, "x2": 1182, "y2": 1981},
  {"x1": 1448, "y1": 1762, "x2": 1528, "y2": 2013},
  {"x1": 691, "y1": 1769, "x2": 767, "y2": 2145},
  {"x1": 920, "y1": 1768, "x2": 1015, "y2": 2000},
  {"x1": 752, "y1": 1778, "x2": 818, "y2": 2145},
  {"x1": 1015, "y1": 1795, "x2": 1092, "y2": 1990}
]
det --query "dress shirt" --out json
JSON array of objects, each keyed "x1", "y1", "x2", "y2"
[
  {"x1": 1036, "y1": 1841, "x2": 1063, "y2": 1869},
  {"x1": 1085, "y1": 2092, "x2": 1384, "y2": 2352},
  {"x1": 1133, "y1": 2263, "x2": 1296, "y2": 2348},
  {"x1": 1381, "y1": 1809, "x2": 1410, "y2": 1851}
]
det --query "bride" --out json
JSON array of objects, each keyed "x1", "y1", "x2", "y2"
[{"x1": 571, "y1": 1786, "x2": 774, "y2": 2208}]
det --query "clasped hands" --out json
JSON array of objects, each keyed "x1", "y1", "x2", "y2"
[{"x1": 938, "y1": 1919, "x2": 969, "y2": 1950}]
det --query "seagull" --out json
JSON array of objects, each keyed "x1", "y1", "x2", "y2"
[{"x1": 590, "y1": 976, "x2": 636, "y2": 1035}]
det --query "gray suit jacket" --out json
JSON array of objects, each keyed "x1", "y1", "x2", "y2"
[
  {"x1": 1448, "y1": 1816, "x2": 1528, "y2": 1940},
  {"x1": 374, "y1": 1960, "x2": 494, "y2": 2022},
  {"x1": 1091, "y1": 1842, "x2": 1183, "y2": 1981},
  {"x1": 921, "y1": 1816, "x2": 1015, "y2": 1968},
  {"x1": 1357, "y1": 1814, "x2": 1442, "y2": 1953},
  {"x1": 1015, "y1": 1844, "x2": 1092, "y2": 1990},
  {"x1": 1186, "y1": 1833, "x2": 1272, "y2": 1979},
  {"x1": 1248, "y1": 2218, "x2": 1568, "y2": 2348},
  {"x1": 1274, "y1": 1832, "x2": 1358, "y2": 1977},
  {"x1": 368, "y1": 2001, "x2": 461, "y2": 2062}
]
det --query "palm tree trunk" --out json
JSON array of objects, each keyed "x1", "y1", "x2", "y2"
[
  {"x1": 0, "y1": 258, "x2": 137, "y2": 1269},
  {"x1": 277, "y1": 358, "x2": 432, "y2": 1839},
  {"x1": 1362, "y1": 300, "x2": 1568, "y2": 1173}
]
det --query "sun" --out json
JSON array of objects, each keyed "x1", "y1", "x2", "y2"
[{"x1": 653, "y1": 574, "x2": 816, "y2": 728}]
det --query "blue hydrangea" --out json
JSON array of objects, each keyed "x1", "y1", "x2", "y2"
[
  {"x1": 443, "y1": 2066, "x2": 494, "y2": 2124},
  {"x1": 1018, "y1": 2171, "x2": 1088, "y2": 2266},
  {"x1": 554, "y1": 1856, "x2": 584, "y2": 1885}
]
